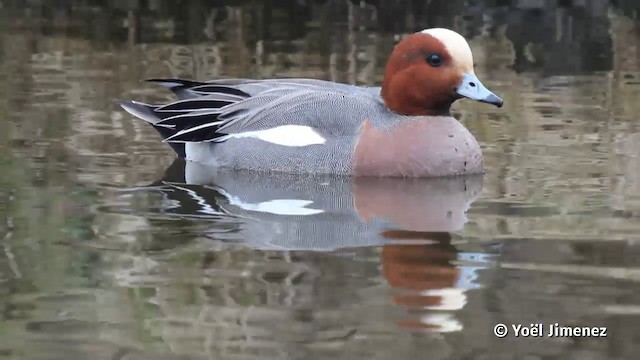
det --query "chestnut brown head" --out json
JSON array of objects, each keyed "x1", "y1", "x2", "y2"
[{"x1": 381, "y1": 28, "x2": 503, "y2": 116}]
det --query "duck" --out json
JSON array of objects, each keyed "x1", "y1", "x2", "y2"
[{"x1": 120, "y1": 28, "x2": 503, "y2": 177}]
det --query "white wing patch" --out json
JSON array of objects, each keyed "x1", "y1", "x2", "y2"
[
  {"x1": 218, "y1": 125, "x2": 326, "y2": 147},
  {"x1": 218, "y1": 189, "x2": 324, "y2": 216}
]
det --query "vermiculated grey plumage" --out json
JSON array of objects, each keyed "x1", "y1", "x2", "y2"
[{"x1": 120, "y1": 78, "x2": 397, "y2": 174}]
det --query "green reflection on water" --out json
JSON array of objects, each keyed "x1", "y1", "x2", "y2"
[{"x1": 0, "y1": 1, "x2": 640, "y2": 359}]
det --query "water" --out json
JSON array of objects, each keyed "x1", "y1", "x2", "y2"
[{"x1": 1, "y1": 1, "x2": 640, "y2": 359}]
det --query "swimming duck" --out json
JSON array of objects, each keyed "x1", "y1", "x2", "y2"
[{"x1": 120, "y1": 28, "x2": 503, "y2": 177}]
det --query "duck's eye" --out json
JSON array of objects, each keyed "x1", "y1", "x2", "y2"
[{"x1": 426, "y1": 54, "x2": 443, "y2": 67}]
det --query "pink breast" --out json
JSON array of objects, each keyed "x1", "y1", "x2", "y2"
[{"x1": 353, "y1": 118, "x2": 483, "y2": 177}]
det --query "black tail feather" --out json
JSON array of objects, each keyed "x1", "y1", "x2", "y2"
[
  {"x1": 146, "y1": 78, "x2": 209, "y2": 100},
  {"x1": 158, "y1": 112, "x2": 223, "y2": 131},
  {"x1": 146, "y1": 78, "x2": 251, "y2": 100},
  {"x1": 156, "y1": 99, "x2": 232, "y2": 112},
  {"x1": 189, "y1": 85, "x2": 249, "y2": 97},
  {"x1": 119, "y1": 101, "x2": 186, "y2": 157},
  {"x1": 153, "y1": 128, "x2": 186, "y2": 158},
  {"x1": 119, "y1": 78, "x2": 250, "y2": 155},
  {"x1": 146, "y1": 78, "x2": 207, "y2": 89}
]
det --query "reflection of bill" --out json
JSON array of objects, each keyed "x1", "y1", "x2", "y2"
[{"x1": 381, "y1": 232, "x2": 487, "y2": 333}]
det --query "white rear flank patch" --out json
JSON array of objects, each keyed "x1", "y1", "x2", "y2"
[
  {"x1": 421, "y1": 28, "x2": 475, "y2": 74},
  {"x1": 185, "y1": 143, "x2": 218, "y2": 165},
  {"x1": 219, "y1": 125, "x2": 326, "y2": 147}
]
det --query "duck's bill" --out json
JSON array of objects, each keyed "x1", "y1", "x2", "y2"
[{"x1": 456, "y1": 73, "x2": 504, "y2": 107}]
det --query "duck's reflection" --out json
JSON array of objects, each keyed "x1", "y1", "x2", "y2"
[
  {"x1": 131, "y1": 159, "x2": 488, "y2": 333},
  {"x1": 148, "y1": 159, "x2": 484, "y2": 247}
]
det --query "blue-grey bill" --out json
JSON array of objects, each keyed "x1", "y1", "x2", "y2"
[{"x1": 456, "y1": 73, "x2": 504, "y2": 107}]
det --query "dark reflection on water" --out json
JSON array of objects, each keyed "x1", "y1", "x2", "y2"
[
  {"x1": 1, "y1": 0, "x2": 640, "y2": 359},
  {"x1": 121, "y1": 159, "x2": 484, "y2": 250}
]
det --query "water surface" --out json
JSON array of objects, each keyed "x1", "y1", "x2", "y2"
[{"x1": 1, "y1": 1, "x2": 640, "y2": 359}]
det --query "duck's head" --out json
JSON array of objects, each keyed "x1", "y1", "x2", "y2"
[{"x1": 381, "y1": 28, "x2": 503, "y2": 116}]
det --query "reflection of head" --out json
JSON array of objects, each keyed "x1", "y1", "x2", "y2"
[
  {"x1": 381, "y1": 233, "x2": 458, "y2": 299},
  {"x1": 380, "y1": 233, "x2": 480, "y2": 332}
]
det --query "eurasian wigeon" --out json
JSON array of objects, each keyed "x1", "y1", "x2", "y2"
[{"x1": 120, "y1": 28, "x2": 503, "y2": 177}]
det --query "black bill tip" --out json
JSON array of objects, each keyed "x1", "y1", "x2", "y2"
[{"x1": 483, "y1": 93, "x2": 504, "y2": 108}]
